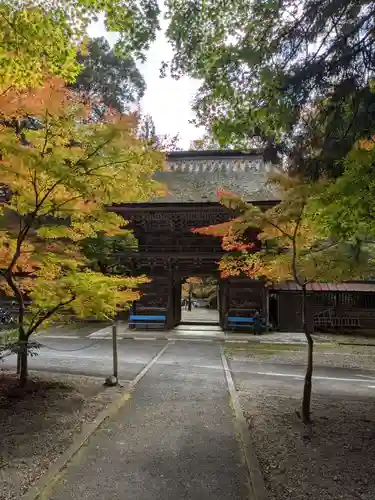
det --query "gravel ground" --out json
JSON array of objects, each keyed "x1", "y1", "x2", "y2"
[
  {"x1": 0, "y1": 370, "x2": 122, "y2": 500},
  {"x1": 226, "y1": 343, "x2": 375, "y2": 371},
  {"x1": 239, "y1": 389, "x2": 375, "y2": 500}
]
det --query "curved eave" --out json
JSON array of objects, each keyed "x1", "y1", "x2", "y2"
[{"x1": 108, "y1": 199, "x2": 279, "y2": 215}]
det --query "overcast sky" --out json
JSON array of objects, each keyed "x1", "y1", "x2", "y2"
[{"x1": 88, "y1": 15, "x2": 205, "y2": 149}]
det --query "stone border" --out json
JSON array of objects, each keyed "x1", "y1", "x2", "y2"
[{"x1": 220, "y1": 345, "x2": 268, "y2": 500}]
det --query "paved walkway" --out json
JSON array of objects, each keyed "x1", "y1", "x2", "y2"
[
  {"x1": 181, "y1": 308, "x2": 220, "y2": 323},
  {"x1": 47, "y1": 342, "x2": 251, "y2": 500}
]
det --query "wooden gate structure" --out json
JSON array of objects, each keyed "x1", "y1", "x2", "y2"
[{"x1": 109, "y1": 150, "x2": 277, "y2": 330}]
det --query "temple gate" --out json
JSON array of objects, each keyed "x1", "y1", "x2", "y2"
[{"x1": 110, "y1": 150, "x2": 277, "y2": 330}]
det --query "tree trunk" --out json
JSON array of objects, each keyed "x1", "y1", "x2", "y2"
[
  {"x1": 19, "y1": 346, "x2": 28, "y2": 388},
  {"x1": 301, "y1": 286, "x2": 313, "y2": 423},
  {"x1": 188, "y1": 285, "x2": 192, "y2": 311},
  {"x1": 18, "y1": 329, "x2": 28, "y2": 388}
]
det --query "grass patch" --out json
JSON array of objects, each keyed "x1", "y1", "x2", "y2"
[
  {"x1": 224, "y1": 342, "x2": 306, "y2": 358},
  {"x1": 224, "y1": 341, "x2": 343, "y2": 359},
  {"x1": 226, "y1": 342, "x2": 305, "y2": 351}
]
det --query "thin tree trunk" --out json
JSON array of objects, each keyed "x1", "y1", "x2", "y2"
[
  {"x1": 16, "y1": 353, "x2": 21, "y2": 374},
  {"x1": 188, "y1": 285, "x2": 192, "y2": 311},
  {"x1": 19, "y1": 345, "x2": 28, "y2": 388},
  {"x1": 301, "y1": 285, "x2": 313, "y2": 423},
  {"x1": 18, "y1": 328, "x2": 28, "y2": 388}
]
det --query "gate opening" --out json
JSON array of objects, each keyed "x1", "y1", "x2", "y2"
[{"x1": 180, "y1": 276, "x2": 219, "y2": 325}]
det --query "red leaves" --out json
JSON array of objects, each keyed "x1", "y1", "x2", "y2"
[
  {"x1": 222, "y1": 231, "x2": 255, "y2": 252},
  {"x1": 0, "y1": 77, "x2": 73, "y2": 121},
  {"x1": 216, "y1": 188, "x2": 236, "y2": 199},
  {"x1": 191, "y1": 210, "x2": 257, "y2": 278},
  {"x1": 192, "y1": 221, "x2": 232, "y2": 237}
]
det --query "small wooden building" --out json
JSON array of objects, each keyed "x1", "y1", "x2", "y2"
[{"x1": 270, "y1": 281, "x2": 375, "y2": 333}]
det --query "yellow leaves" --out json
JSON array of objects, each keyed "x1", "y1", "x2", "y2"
[
  {"x1": 219, "y1": 253, "x2": 265, "y2": 279},
  {"x1": 0, "y1": 4, "x2": 81, "y2": 92},
  {"x1": 26, "y1": 269, "x2": 150, "y2": 328},
  {"x1": 0, "y1": 80, "x2": 163, "y2": 217},
  {"x1": 0, "y1": 231, "x2": 37, "y2": 272},
  {"x1": 0, "y1": 80, "x2": 164, "y2": 332}
]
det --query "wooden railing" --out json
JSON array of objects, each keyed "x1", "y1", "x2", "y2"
[{"x1": 313, "y1": 308, "x2": 361, "y2": 330}]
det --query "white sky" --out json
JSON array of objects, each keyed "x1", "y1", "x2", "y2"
[{"x1": 88, "y1": 15, "x2": 205, "y2": 149}]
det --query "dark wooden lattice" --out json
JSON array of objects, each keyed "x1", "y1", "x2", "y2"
[{"x1": 109, "y1": 201, "x2": 275, "y2": 329}]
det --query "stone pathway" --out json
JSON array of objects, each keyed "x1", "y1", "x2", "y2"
[{"x1": 46, "y1": 342, "x2": 253, "y2": 500}]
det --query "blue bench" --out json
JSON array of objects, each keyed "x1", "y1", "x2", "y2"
[
  {"x1": 128, "y1": 314, "x2": 166, "y2": 329},
  {"x1": 227, "y1": 316, "x2": 266, "y2": 333}
]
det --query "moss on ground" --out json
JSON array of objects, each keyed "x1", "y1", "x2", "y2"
[{"x1": 224, "y1": 341, "x2": 342, "y2": 358}]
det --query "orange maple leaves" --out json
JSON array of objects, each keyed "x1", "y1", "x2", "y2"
[
  {"x1": 218, "y1": 255, "x2": 263, "y2": 279},
  {"x1": 190, "y1": 189, "x2": 258, "y2": 277},
  {"x1": 192, "y1": 218, "x2": 255, "y2": 253},
  {"x1": 0, "y1": 77, "x2": 74, "y2": 122}
]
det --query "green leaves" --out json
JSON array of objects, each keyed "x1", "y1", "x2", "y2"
[
  {"x1": 311, "y1": 139, "x2": 375, "y2": 241},
  {"x1": 0, "y1": 0, "x2": 160, "y2": 91},
  {"x1": 165, "y1": 0, "x2": 375, "y2": 171},
  {"x1": 28, "y1": 269, "x2": 149, "y2": 328},
  {"x1": 71, "y1": 37, "x2": 146, "y2": 116},
  {"x1": 81, "y1": 231, "x2": 138, "y2": 275},
  {"x1": 0, "y1": 3, "x2": 80, "y2": 90}
]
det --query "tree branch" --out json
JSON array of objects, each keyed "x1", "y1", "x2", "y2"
[
  {"x1": 3, "y1": 272, "x2": 25, "y2": 330},
  {"x1": 291, "y1": 202, "x2": 305, "y2": 286},
  {"x1": 27, "y1": 295, "x2": 76, "y2": 337}
]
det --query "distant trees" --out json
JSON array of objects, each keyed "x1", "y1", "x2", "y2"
[
  {"x1": 138, "y1": 113, "x2": 181, "y2": 151},
  {"x1": 82, "y1": 232, "x2": 138, "y2": 276},
  {"x1": 71, "y1": 37, "x2": 146, "y2": 118}
]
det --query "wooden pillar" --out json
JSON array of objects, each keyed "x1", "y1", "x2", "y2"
[
  {"x1": 218, "y1": 279, "x2": 229, "y2": 329},
  {"x1": 264, "y1": 285, "x2": 270, "y2": 326},
  {"x1": 166, "y1": 258, "x2": 174, "y2": 329},
  {"x1": 173, "y1": 276, "x2": 182, "y2": 327},
  {"x1": 128, "y1": 257, "x2": 136, "y2": 329}
]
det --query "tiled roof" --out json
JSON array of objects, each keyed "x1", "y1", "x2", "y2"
[
  {"x1": 272, "y1": 281, "x2": 375, "y2": 292},
  {"x1": 150, "y1": 150, "x2": 278, "y2": 203}
]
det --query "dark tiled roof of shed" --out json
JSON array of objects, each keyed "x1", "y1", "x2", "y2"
[{"x1": 272, "y1": 281, "x2": 375, "y2": 292}]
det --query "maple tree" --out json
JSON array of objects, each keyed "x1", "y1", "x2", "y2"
[
  {"x1": 0, "y1": 0, "x2": 159, "y2": 92},
  {"x1": 194, "y1": 175, "x2": 371, "y2": 423},
  {"x1": 138, "y1": 113, "x2": 181, "y2": 152},
  {"x1": 0, "y1": 79, "x2": 164, "y2": 386}
]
